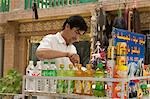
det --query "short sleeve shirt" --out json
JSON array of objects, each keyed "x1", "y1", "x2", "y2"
[{"x1": 37, "y1": 32, "x2": 77, "y2": 70}]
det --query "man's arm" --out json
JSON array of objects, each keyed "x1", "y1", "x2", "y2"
[
  {"x1": 36, "y1": 48, "x2": 69, "y2": 60},
  {"x1": 36, "y1": 48, "x2": 80, "y2": 65}
]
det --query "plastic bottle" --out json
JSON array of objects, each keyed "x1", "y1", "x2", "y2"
[
  {"x1": 26, "y1": 61, "x2": 34, "y2": 76},
  {"x1": 34, "y1": 61, "x2": 44, "y2": 92},
  {"x1": 26, "y1": 61, "x2": 35, "y2": 91},
  {"x1": 95, "y1": 63, "x2": 105, "y2": 78},
  {"x1": 41, "y1": 61, "x2": 49, "y2": 76},
  {"x1": 74, "y1": 64, "x2": 84, "y2": 94},
  {"x1": 35, "y1": 61, "x2": 42, "y2": 76},
  {"x1": 93, "y1": 63, "x2": 106, "y2": 97},
  {"x1": 129, "y1": 81, "x2": 137, "y2": 98},
  {"x1": 65, "y1": 64, "x2": 75, "y2": 93},
  {"x1": 49, "y1": 62, "x2": 57, "y2": 93},
  {"x1": 84, "y1": 64, "x2": 94, "y2": 95},
  {"x1": 116, "y1": 65, "x2": 128, "y2": 78},
  {"x1": 50, "y1": 62, "x2": 57, "y2": 71},
  {"x1": 57, "y1": 64, "x2": 65, "y2": 93},
  {"x1": 113, "y1": 65, "x2": 128, "y2": 99}
]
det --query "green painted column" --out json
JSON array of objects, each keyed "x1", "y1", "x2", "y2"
[
  {"x1": 6, "y1": 0, "x2": 9, "y2": 11},
  {"x1": 60, "y1": 0, "x2": 64, "y2": 6},
  {"x1": 37, "y1": 0, "x2": 40, "y2": 8},
  {"x1": 49, "y1": 0, "x2": 52, "y2": 7},
  {"x1": 53, "y1": 0, "x2": 56, "y2": 7},
  {"x1": 41, "y1": 0, "x2": 44, "y2": 8},
  {"x1": 45, "y1": 0, "x2": 48, "y2": 8},
  {"x1": 58, "y1": 0, "x2": 61, "y2": 6},
  {"x1": 24, "y1": 0, "x2": 29, "y2": 9},
  {"x1": 29, "y1": 0, "x2": 32, "y2": 8},
  {"x1": 2, "y1": 0, "x2": 5, "y2": 11}
]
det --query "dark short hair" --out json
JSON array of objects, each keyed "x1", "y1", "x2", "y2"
[{"x1": 62, "y1": 15, "x2": 88, "y2": 32}]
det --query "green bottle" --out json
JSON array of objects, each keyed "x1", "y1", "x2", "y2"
[
  {"x1": 140, "y1": 84, "x2": 148, "y2": 95},
  {"x1": 64, "y1": 64, "x2": 75, "y2": 93},
  {"x1": 95, "y1": 63, "x2": 105, "y2": 78},
  {"x1": 93, "y1": 63, "x2": 106, "y2": 97},
  {"x1": 57, "y1": 64, "x2": 65, "y2": 93},
  {"x1": 41, "y1": 61, "x2": 49, "y2": 76}
]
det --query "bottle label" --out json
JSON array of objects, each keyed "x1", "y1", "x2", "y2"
[
  {"x1": 70, "y1": 80, "x2": 74, "y2": 93},
  {"x1": 36, "y1": 79, "x2": 44, "y2": 92},
  {"x1": 75, "y1": 80, "x2": 82, "y2": 94},
  {"x1": 50, "y1": 79, "x2": 57, "y2": 93},
  {"x1": 44, "y1": 79, "x2": 50, "y2": 92},
  {"x1": 84, "y1": 81, "x2": 92, "y2": 95},
  {"x1": 65, "y1": 80, "x2": 74, "y2": 93},
  {"x1": 57, "y1": 80, "x2": 64, "y2": 93},
  {"x1": 64, "y1": 80, "x2": 68, "y2": 93}
]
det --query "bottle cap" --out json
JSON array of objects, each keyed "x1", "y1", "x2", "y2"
[
  {"x1": 50, "y1": 62, "x2": 55, "y2": 64},
  {"x1": 77, "y1": 64, "x2": 82, "y2": 69},
  {"x1": 60, "y1": 64, "x2": 64, "y2": 68},
  {"x1": 44, "y1": 61, "x2": 48, "y2": 64},
  {"x1": 69, "y1": 64, "x2": 73, "y2": 69},
  {"x1": 37, "y1": 61, "x2": 41, "y2": 65},
  {"x1": 117, "y1": 65, "x2": 128, "y2": 71},
  {"x1": 29, "y1": 61, "x2": 33, "y2": 64},
  {"x1": 97, "y1": 63, "x2": 103, "y2": 69},
  {"x1": 129, "y1": 81, "x2": 135, "y2": 86},
  {"x1": 86, "y1": 64, "x2": 92, "y2": 69},
  {"x1": 140, "y1": 84, "x2": 147, "y2": 89}
]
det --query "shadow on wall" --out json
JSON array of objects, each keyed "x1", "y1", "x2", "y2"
[
  {"x1": 29, "y1": 43, "x2": 40, "y2": 66},
  {"x1": 73, "y1": 41, "x2": 91, "y2": 67},
  {"x1": 0, "y1": 38, "x2": 4, "y2": 77}
]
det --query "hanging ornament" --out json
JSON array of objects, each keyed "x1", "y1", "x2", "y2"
[{"x1": 113, "y1": 0, "x2": 126, "y2": 29}]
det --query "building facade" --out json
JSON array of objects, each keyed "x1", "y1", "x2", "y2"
[{"x1": 0, "y1": 0, "x2": 150, "y2": 76}]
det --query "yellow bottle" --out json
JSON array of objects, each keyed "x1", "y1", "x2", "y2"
[
  {"x1": 117, "y1": 65, "x2": 128, "y2": 78},
  {"x1": 74, "y1": 64, "x2": 84, "y2": 94},
  {"x1": 84, "y1": 64, "x2": 94, "y2": 95}
]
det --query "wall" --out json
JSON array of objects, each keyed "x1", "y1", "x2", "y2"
[{"x1": 0, "y1": 38, "x2": 4, "y2": 77}]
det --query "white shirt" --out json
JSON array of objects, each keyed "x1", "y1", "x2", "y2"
[{"x1": 37, "y1": 32, "x2": 77, "y2": 70}]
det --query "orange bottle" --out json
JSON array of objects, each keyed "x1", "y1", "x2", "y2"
[
  {"x1": 84, "y1": 64, "x2": 94, "y2": 95},
  {"x1": 74, "y1": 64, "x2": 84, "y2": 94}
]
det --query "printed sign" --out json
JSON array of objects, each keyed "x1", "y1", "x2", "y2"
[{"x1": 112, "y1": 28, "x2": 145, "y2": 77}]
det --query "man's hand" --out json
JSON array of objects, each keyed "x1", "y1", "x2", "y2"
[{"x1": 67, "y1": 53, "x2": 80, "y2": 65}]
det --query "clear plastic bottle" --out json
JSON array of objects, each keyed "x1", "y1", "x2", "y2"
[
  {"x1": 26, "y1": 61, "x2": 34, "y2": 76},
  {"x1": 35, "y1": 61, "x2": 42, "y2": 76},
  {"x1": 41, "y1": 61, "x2": 49, "y2": 76},
  {"x1": 42, "y1": 61, "x2": 51, "y2": 93},
  {"x1": 49, "y1": 62, "x2": 57, "y2": 93},
  {"x1": 34, "y1": 61, "x2": 44, "y2": 92},
  {"x1": 26, "y1": 61, "x2": 35, "y2": 91}
]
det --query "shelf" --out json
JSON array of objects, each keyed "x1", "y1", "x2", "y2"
[
  {"x1": 0, "y1": 93, "x2": 22, "y2": 96},
  {"x1": 24, "y1": 92, "x2": 108, "y2": 99},
  {"x1": 23, "y1": 76, "x2": 150, "y2": 82},
  {"x1": 22, "y1": 76, "x2": 150, "y2": 99}
]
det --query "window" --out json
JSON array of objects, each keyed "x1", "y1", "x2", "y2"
[{"x1": 0, "y1": 0, "x2": 10, "y2": 12}]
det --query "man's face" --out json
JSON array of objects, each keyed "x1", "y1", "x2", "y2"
[{"x1": 66, "y1": 25, "x2": 85, "y2": 44}]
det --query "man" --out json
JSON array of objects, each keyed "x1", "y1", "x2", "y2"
[
  {"x1": 36, "y1": 15, "x2": 87, "y2": 98},
  {"x1": 36, "y1": 15, "x2": 87, "y2": 68}
]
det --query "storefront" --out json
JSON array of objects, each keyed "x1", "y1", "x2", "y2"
[{"x1": 0, "y1": 0, "x2": 149, "y2": 98}]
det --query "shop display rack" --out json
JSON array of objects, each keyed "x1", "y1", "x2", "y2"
[{"x1": 22, "y1": 76, "x2": 150, "y2": 99}]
